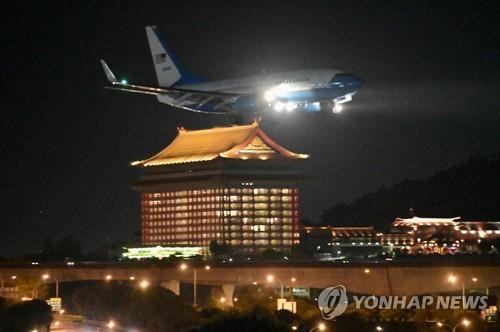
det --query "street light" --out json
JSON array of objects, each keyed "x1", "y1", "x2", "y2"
[
  {"x1": 179, "y1": 263, "x2": 196, "y2": 307},
  {"x1": 139, "y1": 280, "x2": 150, "y2": 290},
  {"x1": 41, "y1": 274, "x2": 59, "y2": 298},
  {"x1": 107, "y1": 319, "x2": 115, "y2": 329},
  {"x1": 375, "y1": 326, "x2": 383, "y2": 331},
  {"x1": 436, "y1": 318, "x2": 471, "y2": 332},
  {"x1": 179, "y1": 263, "x2": 211, "y2": 307},
  {"x1": 105, "y1": 274, "x2": 112, "y2": 281},
  {"x1": 3, "y1": 275, "x2": 17, "y2": 290},
  {"x1": 267, "y1": 274, "x2": 283, "y2": 299},
  {"x1": 447, "y1": 274, "x2": 465, "y2": 297},
  {"x1": 266, "y1": 274, "x2": 296, "y2": 299},
  {"x1": 309, "y1": 322, "x2": 326, "y2": 332}
]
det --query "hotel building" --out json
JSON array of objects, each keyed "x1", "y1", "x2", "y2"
[{"x1": 129, "y1": 122, "x2": 308, "y2": 254}]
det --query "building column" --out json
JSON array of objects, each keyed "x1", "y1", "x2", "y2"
[
  {"x1": 160, "y1": 280, "x2": 180, "y2": 296},
  {"x1": 222, "y1": 284, "x2": 235, "y2": 307},
  {"x1": 211, "y1": 284, "x2": 235, "y2": 307}
]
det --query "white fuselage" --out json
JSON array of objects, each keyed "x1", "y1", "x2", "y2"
[{"x1": 178, "y1": 68, "x2": 339, "y2": 94}]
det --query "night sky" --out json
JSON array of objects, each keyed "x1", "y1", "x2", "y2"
[{"x1": 2, "y1": 1, "x2": 499, "y2": 256}]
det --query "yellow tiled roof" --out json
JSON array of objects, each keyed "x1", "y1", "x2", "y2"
[{"x1": 132, "y1": 122, "x2": 308, "y2": 167}]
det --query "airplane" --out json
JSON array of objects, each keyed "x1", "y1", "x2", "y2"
[{"x1": 101, "y1": 25, "x2": 363, "y2": 119}]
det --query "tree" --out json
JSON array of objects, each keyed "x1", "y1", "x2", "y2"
[
  {"x1": 55, "y1": 235, "x2": 82, "y2": 260},
  {"x1": 196, "y1": 305, "x2": 289, "y2": 332},
  {"x1": 41, "y1": 236, "x2": 56, "y2": 261},
  {"x1": 261, "y1": 248, "x2": 281, "y2": 261},
  {"x1": 0, "y1": 299, "x2": 52, "y2": 332},
  {"x1": 14, "y1": 277, "x2": 48, "y2": 300},
  {"x1": 72, "y1": 283, "x2": 200, "y2": 331},
  {"x1": 208, "y1": 241, "x2": 231, "y2": 258}
]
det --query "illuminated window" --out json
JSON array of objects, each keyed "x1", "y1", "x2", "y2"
[{"x1": 254, "y1": 203, "x2": 269, "y2": 209}]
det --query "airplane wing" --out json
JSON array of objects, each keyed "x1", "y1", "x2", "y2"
[{"x1": 100, "y1": 60, "x2": 238, "y2": 113}]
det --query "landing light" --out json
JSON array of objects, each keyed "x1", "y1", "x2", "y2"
[
  {"x1": 264, "y1": 90, "x2": 276, "y2": 102},
  {"x1": 274, "y1": 102, "x2": 285, "y2": 112},
  {"x1": 333, "y1": 104, "x2": 343, "y2": 113},
  {"x1": 285, "y1": 102, "x2": 297, "y2": 112},
  {"x1": 265, "y1": 84, "x2": 293, "y2": 103}
]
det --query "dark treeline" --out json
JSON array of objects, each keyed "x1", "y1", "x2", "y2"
[
  {"x1": 320, "y1": 153, "x2": 500, "y2": 229},
  {"x1": 0, "y1": 235, "x2": 124, "y2": 262}
]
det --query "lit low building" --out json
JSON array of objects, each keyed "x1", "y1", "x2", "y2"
[
  {"x1": 122, "y1": 246, "x2": 203, "y2": 259},
  {"x1": 129, "y1": 122, "x2": 308, "y2": 255},
  {"x1": 330, "y1": 226, "x2": 380, "y2": 247},
  {"x1": 302, "y1": 226, "x2": 382, "y2": 259},
  {"x1": 303, "y1": 216, "x2": 500, "y2": 257},
  {"x1": 330, "y1": 226, "x2": 382, "y2": 259},
  {"x1": 392, "y1": 216, "x2": 500, "y2": 254}
]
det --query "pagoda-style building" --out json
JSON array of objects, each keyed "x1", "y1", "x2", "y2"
[{"x1": 130, "y1": 122, "x2": 309, "y2": 254}]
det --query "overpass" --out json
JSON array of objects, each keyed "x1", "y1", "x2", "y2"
[{"x1": 1, "y1": 261, "x2": 499, "y2": 306}]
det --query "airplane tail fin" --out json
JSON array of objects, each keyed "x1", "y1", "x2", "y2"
[{"x1": 145, "y1": 26, "x2": 204, "y2": 87}]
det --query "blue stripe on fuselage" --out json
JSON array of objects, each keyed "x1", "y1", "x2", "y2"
[{"x1": 277, "y1": 73, "x2": 363, "y2": 102}]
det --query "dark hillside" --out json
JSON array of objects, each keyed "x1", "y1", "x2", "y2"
[{"x1": 320, "y1": 153, "x2": 500, "y2": 228}]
